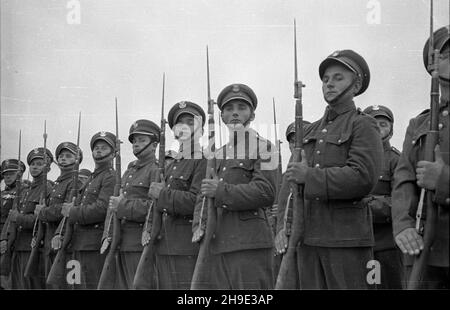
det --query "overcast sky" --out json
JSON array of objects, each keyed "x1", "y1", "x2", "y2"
[{"x1": 1, "y1": 0, "x2": 449, "y2": 181}]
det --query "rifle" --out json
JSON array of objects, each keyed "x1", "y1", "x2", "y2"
[
  {"x1": 190, "y1": 46, "x2": 217, "y2": 289},
  {"x1": 275, "y1": 19, "x2": 306, "y2": 289},
  {"x1": 97, "y1": 98, "x2": 122, "y2": 289},
  {"x1": 408, "y1": 0, "x2": 440, "y2": 289},
  {"x1": 24, "y1": 121, "x2": 48, "y2": 277},
  {"x1": 133, "y1": 73, "x2": 166, "y2": 289},
  {"x1": 271, "y1": 98, "x2": 283, "y2": 234},
  {"x1": 0, "y1": 131, "x2": 22, "y2": 276},
  {"x1": 46, "y1": 113, "x2": 81, "y2": 286}
]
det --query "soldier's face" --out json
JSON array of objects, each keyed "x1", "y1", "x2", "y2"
[
  {"x1": 438, "y1": 45, "x2": 449, "y2": 81},
  {"x1": 3, "y1": 171, "x2": 19, "y2": 186},
  {"x1": 78, "y1": 175, "x2": 89, "y2": 186},
  {"x1": 322, "y1": 64, "x2": 360, "y2": 104},
  {"x1": 58, "y1": 150, "x2": 76, "y2": 167},
  {"x1": 221, "y1": 100, "x2": 254, "y2": 130},
  {"x1": 375, "y1": 116, "x2": 392, "y2": 140},
  {"x1": 132, "y1": 134, "x2": 155, "y2": 156},
  {"x1": 173, "y1": 114, "x2": 202, "y2": 141},
  {"x1": 288, "y1": 136, "x2": 295, "y2": 154},
  {"x1": 92, "y1": 141, "x2": 113, "y2": 161},
  {"x1": 29, "y1": 158, "x2": 46, "y2": 177}
]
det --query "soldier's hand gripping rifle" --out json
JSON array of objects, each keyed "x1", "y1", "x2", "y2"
[
  {"x1": 24, "y1": 121, "x2": 48, "y2": 277},
  {"x1": 275, "y1": 19, "x2": 306, "y2": 289},
  {"x1": 408, "y1": 0, "x2": 441, "y2": 290},
  {"x1": 97, "y1": 98, "x2": 122, "y2": 289},
  {"x1": 0, "y1": 131, "x2": 22, "y2": 276},
  {"x1": 47, "y1": 113, "x2": 81, "y2": 286},
  {"x1": 133, "y1": 74, "x2": 166, "y2": 289},
  {"x1": 190, "y1": 46, "x2": 217, "y2": 290}
]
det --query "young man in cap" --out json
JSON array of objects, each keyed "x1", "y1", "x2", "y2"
[
  {"x1": 193, "y1": 84, "x2": 278, "y2": 289},
  {"x1": 148, "y1": 101, "x2": 207, "y2": 289},
  {"x1": 392, "y1": 26, "x2": 449, "y2": 289},
  {"x1": 8, "y1": 148, "x2": 54, "y2": 289},
  {"x1": 285, "y1": 50, "x2": 383, "y2": 289},
  {"x1": 0, "y1": 159, "x2": 26, "y2": 289},
  {"x1": 362, "y1": 105, "x2": 402, "y2": 289},
  {"x1": 62, "y1": 131, "x2": 116, "y2": 289},
  {"x1": 107, "y1": 119, "x2": 160, "y2": 289},
  {"x1": 35, "y1": 142, "x2": 83, "y2": 289}
]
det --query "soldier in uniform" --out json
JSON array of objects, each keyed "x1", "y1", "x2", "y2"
[
  {"x1": 149, "y1": 101, "x2": 207, "y2": 289},
  {"x1": 62, "y1": 132, "x2": 116, "y2": 289},
  {"x1": 108, "y1": 120, "x2": 160, "y2": 289},
  {"x1": 78, "y1": 169, "x2": 91, "y2": 188},
  {"x1": 285, "y1": 50, "x2": 383, "y2": 289},
  {"x1": 165, "y1": 150, "x2": 178, "y2": 169},
  {"x1": 392, "y1": 26, "x2": 449, "y2": 289},
  {"x1": 36, "y1": 142, "x2": 83, "y2": 289},
  {"x1": 362, "y1": 105, "x2": 402, "y2": 289},
  {"x1": 193, "y1": 83, "x2": 278, "y2": 289},
  {"x1": 9, "y1": 148, "x2": 54, "y2": 289},
  {"x1": 0, "y1": 159, "x2": 26, "y2": 289}
]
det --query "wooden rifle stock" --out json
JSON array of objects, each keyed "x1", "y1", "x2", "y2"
[
  {"x1": 25, "y1": 121, "x2": 48, "y2": 278},
  {"x1": 133, "y1": 74, "x2": 166, "y2": 289},
  {"x1": 408, "y1": 1, "x2": 440, "y2": 289},
  {"x1": 191, "y1": 46, "x2": 216, "y2": 290},
  {"x1": 47, "y1": 113, "x2": 81, "y2": 286},
  {"x1": 275, "y1": 19, "x2": 305, "y2": 289},
  {"x1": 98, "y1": 98, "x2": 122, "y2": 289}
]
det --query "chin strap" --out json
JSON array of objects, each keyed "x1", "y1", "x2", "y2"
[
  {"x1": 133, "y1": 142, "x2": 152, "y2": 157},
  {"x1": 325, "y1": 76, "x2": 357, "y2": 105}
]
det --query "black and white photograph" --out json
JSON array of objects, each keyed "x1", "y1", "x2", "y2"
[{"x1": 0, "y1": 0, "x2": 449, "y2": 295}]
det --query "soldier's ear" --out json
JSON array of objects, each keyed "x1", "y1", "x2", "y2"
[
  {"x1": 249, "y1": 111, "x2": 255, "y2": 122},
  {"x1": 353, "y1": 76, "x2": 362, "y2": 94}
]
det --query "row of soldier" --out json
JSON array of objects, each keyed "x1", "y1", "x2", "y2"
[{"x1": 0, "y1": 25, "x2": 449, "y2": 290}]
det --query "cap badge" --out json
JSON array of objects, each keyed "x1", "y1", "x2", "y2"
[
  {"x1": 33, "y1": 149, "x2": 39, "y2": 154},
  {"x1": 372, "y1": 105, "x2": 380, "y2": 111},
  {"x1": 232, "y1": 85, "x2": 240, "y2": 92},
  {"x1": 133, "y1": 122, "x2": 138, "y2": 129},
  {"x1": 5, "y1": 160, "x2": 9, "y2": 166},
  {"x1": 100, "y1": 131, "x2": 106, "y2": 137},
  {"x1": 331, "y1": 51, "x2": 340, "y2": 57},
  {"x1": 63, "y1": 142, "x2": 69, "y2": 147},
  {"x1": 179, "y1": 101, "x2": 187, "y2": 109}
]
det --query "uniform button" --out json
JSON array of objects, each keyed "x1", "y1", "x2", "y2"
[
  {"x1": 328, "y1": 121, "x2": 333, "y2": 124},
  {"x1": 315, "y1": 164, "x2": 320, "y2": 167},
  {"x1": 412, "y1": 140, "x2": 416, "y2": 145},
  {"x1": 222, "y1": 205, "x2": 228, "y2": 209},
  {"x1": 52, "y1": 189, "x2": 56, "y2": 192},
  {"x1": 167, "y1": 185, "x2": 171, "y2": 188},
  {"x1": 438, "y1": 123, "x2": 443, "y2": 130},
  {"x1": 173, "y1": 167, "x2": 177, "y2": 170},
  {"x1": 126, "y1": 183, "x2": 129, "y2": 186},
  {"x1": 445, "y1": 198, "x2": 450, "y2": 205},
  {"x1": 315, "y1": 197, "x2": 319, "y2": 201},
  {"x1": 253, "y1": 211, "x2": 258, "y2": 216},
  {"x1": 139, "y1": 182, "x2": 143, "y2": 185},
  {"x1": 20, "y1": 211, "x2": 24, "y2": 214},
  {"x1": 170, "y1": 176, "x2": 173, "y2": 179},
  {"x1": 322, "y1": 128, "x2": 327, "y2": 133},
  {"x1": 163, "y1": 208, "x2": 168, "y2": 212},
  {"x1": 337, "y1": 139, "x2": 342, "y2": 143},
  {"x1": 304, "y1": 139, "x2": 309, "y2": 143},
  {"x1": 128, "y1": 175, "x2": 132, "y2": 178},
  {"x1": 83, "y1": 195, "x2": 86, "y2": 199},
  {"x1": 123, "y1": 191, "x2": 127, "y2": 195},
  {"x1": 223, "y1": 167, "x2": 226, "y2": 171},
  {"x1": 316, "y1": 150, "x2": 321, "y2": 155},
  {"x1": 239, "y1": 163, "x2": 243, "y2": 166},
  {"x1": 219, "y1": 178, "x2": 223, "y2": 181},
  {"x1": 443, "y1": 110, "x2": 449, "y2": 117},
  {"x1": 180, "y1": 176, "x2": 184, "y2": 179},
  {"x1": 319, "y1": 139, "x2": 323, "y2": 143},
  {"x1": 379, "y1": 175, "x2": 383, "y2": 179}
]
